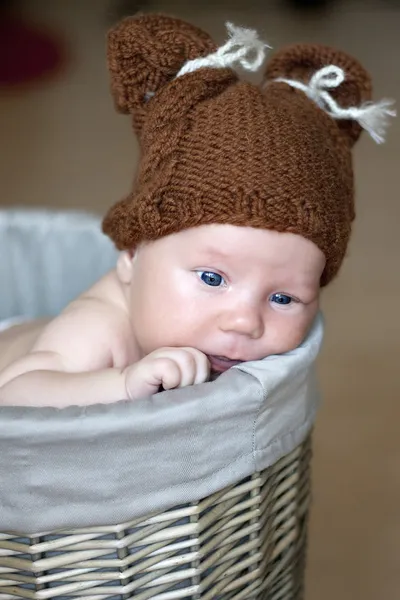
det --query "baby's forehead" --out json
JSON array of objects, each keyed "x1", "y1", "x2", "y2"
[
  {"x1": 171, "y1": 224, "x2": 323, "y2": 265},
  {"x1": 187, "y1": 240, "x2": 272, "y2": 267},
  {"x1": 196, "y1": 245, "x2": 230, "y2": 259}
]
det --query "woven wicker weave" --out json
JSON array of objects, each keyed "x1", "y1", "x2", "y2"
[{"x1": 0, "y1": 437, "x2": 311, "y2": 600}]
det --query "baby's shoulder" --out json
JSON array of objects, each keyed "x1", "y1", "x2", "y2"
[{"x1": 35, "y1": 271, "x2": 135, "y2": 370}]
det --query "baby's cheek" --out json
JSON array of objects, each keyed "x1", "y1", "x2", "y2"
[
  {"x1": 283, "y1": 329, "x2": 306, "y2": 353},
  {"x1": 273, "y1": 333, "x2": 302, "y2": 355},
  {"x1": 276, "y1": 312, "x2": 316, "y2": 354}
]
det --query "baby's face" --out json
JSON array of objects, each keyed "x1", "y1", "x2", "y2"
[{"x1": 120, "y1": 224, "x2": 325, "y2": 372}]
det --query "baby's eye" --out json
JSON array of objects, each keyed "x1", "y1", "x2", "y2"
[
  {"x1": 198, "y1": 271, "x2": 225, "y2": 287},
  {"x1": 270, "y1": 293, "x2": 294, "y2": 306}
]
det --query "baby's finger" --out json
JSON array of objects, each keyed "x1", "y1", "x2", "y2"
[
  {"x1": 147, "y1": 347, "x2": 210, "y2": 387},
  {"x1": 192, "y1": 350, "x2": 210, "y2": 384},
  {"x1": 179, "y1": 348, "x2": 210, "y2": 385},
  {"x1": 124, "y1": 358, "x2": 179, "y2": 399},
  {"x1": 167, "y1": 350, "x2": 197, "y2": 388},
  {"x1": 153, "y1": 358, "x2": 182, "y2": 390}
]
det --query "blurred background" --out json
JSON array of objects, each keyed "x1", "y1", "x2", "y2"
[{"x1": 0, "y1": 0, "x2": 399, "y2": 598}]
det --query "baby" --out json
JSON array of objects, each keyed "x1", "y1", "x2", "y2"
[{"x1": 0, "y1": 15, "x2": 394, "y2": 407}]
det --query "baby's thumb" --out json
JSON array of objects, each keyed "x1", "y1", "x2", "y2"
[
  {"x1": 124, "y1": 363, "x2": 160, "y2": 400},
  {"x1": 124, "y1": 358, "x2": 181, "y2": 399}
]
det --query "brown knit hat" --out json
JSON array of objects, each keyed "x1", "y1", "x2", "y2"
[{"x1": 102, "y1": 14, "x2": 395, "y2": 285}]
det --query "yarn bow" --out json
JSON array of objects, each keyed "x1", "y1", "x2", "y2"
[
  {"x1": 177, "y1": 22, "x2": 270, "y2": 78},
  {"x1": 276, "y1": 65, "x2": 396, "y2": 144}
]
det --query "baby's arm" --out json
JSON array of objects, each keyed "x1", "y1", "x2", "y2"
[
  {"x1": 0, "y1": 301, "x2": 210, "y2": 407},
  {"x1": 0, "y1": 367, "x2": 129, "y2": 407},
  {"x1": 0, "y1": 300, "x2": 129, "y2": 406}
]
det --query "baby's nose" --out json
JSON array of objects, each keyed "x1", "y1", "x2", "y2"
[{"x1": 219, "y1": 304, "x2": 264, "y2": 339}]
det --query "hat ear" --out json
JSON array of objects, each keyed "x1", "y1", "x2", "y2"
[
  {"x1": 107, "y1": 14, "x2": 217, "y2": 133},
  {"x1": 263, "y1": 43, "x2": 373, "y2": 146}
]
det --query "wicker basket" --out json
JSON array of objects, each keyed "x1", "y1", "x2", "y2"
[{"x1": 0, "y1": 437, "x2": 310, "y2": 600}]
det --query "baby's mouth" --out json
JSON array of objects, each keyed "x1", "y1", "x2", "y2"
[{"x1": 207, "y1": 355, "x2": 244, "y2": 373}]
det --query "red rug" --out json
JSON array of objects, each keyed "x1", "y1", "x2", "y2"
[{"x1": 0, "y1": 15, "x2": 67, "y2": 89}]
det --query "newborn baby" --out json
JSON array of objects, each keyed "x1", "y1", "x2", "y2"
[
  {"x1": 0, "y1": 225, "x2": 324, "y2": 406},
  {"x1": 0, "y1": 15, "x2": 393, "y2": 406}
]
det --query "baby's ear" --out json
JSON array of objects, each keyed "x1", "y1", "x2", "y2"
[
  {"x1": 116, "y1": 251, "x2": 135, "y2": 285},
  {"x1": 263, "y1": 43, "x2": 373, "y2": 147},
  {"x1": 107, "y1": 14, "x2": 216, "y2": 133}
]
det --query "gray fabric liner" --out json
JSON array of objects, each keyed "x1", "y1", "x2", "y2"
[{"x1": 0, "y1": 209, "x2": 323, "y2": 534}]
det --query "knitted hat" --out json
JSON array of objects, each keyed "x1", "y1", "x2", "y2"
[{"x1": 102, "y1": 14, "x2": 395, "y2": 285}]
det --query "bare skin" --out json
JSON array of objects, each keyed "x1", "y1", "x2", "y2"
[
  {"x1": 0, "y1": 224, "x2": 325, "y2": 407},
  {"x1": 0, "y1": 319, "x2": 50, "y2": 372}
]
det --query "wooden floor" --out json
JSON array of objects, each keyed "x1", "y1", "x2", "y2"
[{"x1": 1, "y1": 1, "x2": 399, "y2": 598}]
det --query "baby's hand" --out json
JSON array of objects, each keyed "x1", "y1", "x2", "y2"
[{"x1": 124, "y1": 347, "x2": 210, "y2": 400}]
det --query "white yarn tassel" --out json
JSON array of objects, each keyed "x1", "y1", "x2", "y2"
[
  {"x1": 352, "y1": 99, "x2": 396, "y2": 144},
  {"x1": 276, "y1": 65, "x2": 396, "y2": 144},
  {"x1": 177, "y1": 22, "x2": 270, "y2": 78}
]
